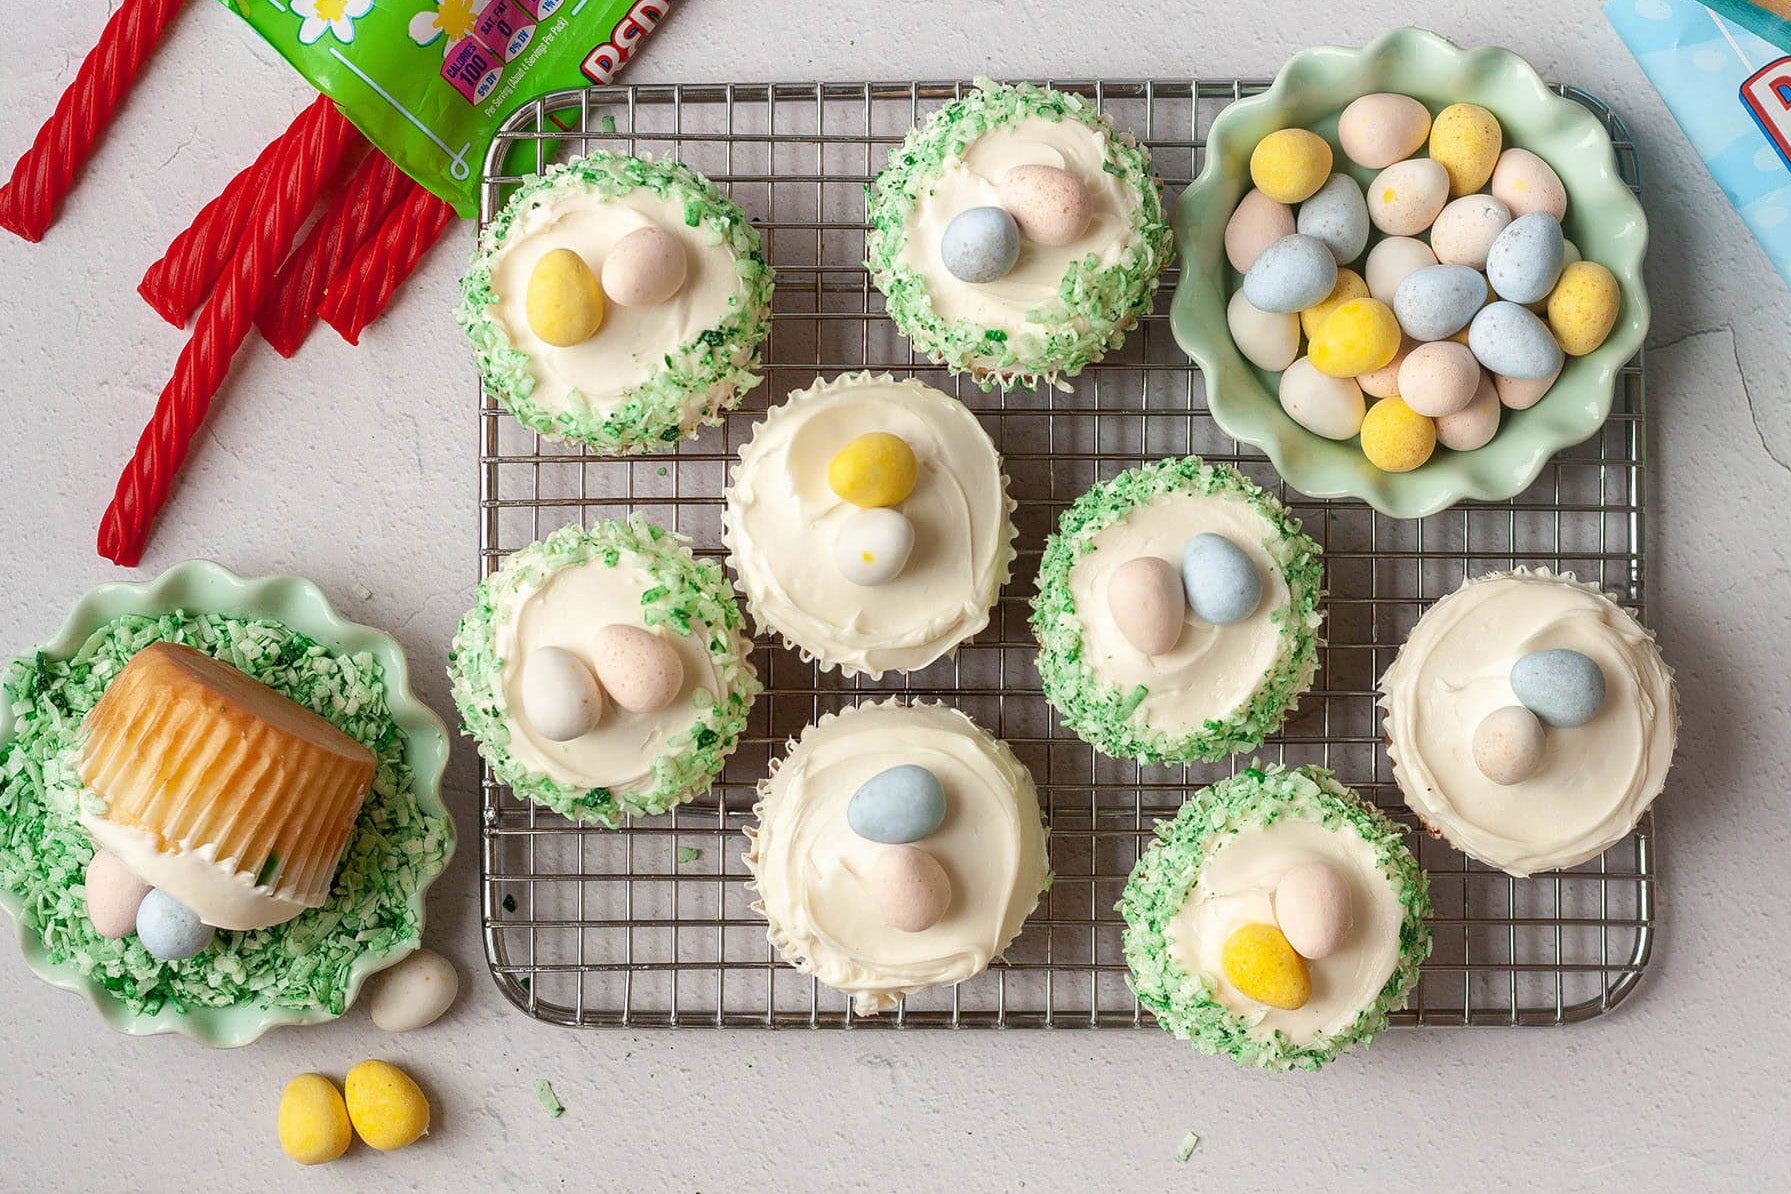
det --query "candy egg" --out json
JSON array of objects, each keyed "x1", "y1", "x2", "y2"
[
  {"x1": 1249, "y1": 128, "x2": 1334, "y2": 204},
  {"x1": 1428, "y1": 103, "x2": 1502, "y2": 197},
  {"x1": 1181, "y1": 533, "x2": 1262, "y2": 625},
  {"x1": 1392, "y1": 264, "x2": 1487, "y2": 342},
  {"x1": 520, "y1": 645, "x2": 603, "y2": 742},
  {"x1": 1309, "y1": 297, "x2": 1401, "y2": 378},
  {"x1": 525, "y1": 248, "x2": 605, "y2": 347},
  {"x1": 1364, "y1": 237, "x2": 1437, "y2": 305},
  {"x1": 1397, "y1": 341, "x2": 1480, "y2": 417},
  {"x1": 1337, "y1": 92, "x2": 1432, "y2": 169},
  {"x1": 1274, "y1": 862, "x2": 1355, "y2": 960},
  {"x1": 84, "y1": 848, "x2": 151, "y2": 939},
  {"x1": 344, "y1": 1060, "x2": 430, "y2": 1152},
  {"x1": 1472, "y1": 705, "x2": 1547, "y2": 785},
  {"x1": 278, "y1": 1074, "x2": 352, "y2": 1166},
  {"x1": 1224, "y1": 189, "x2": 1295, "y2": 273},
  {"x1": 1279, "y1": 357, "x2": 1367, "y2": 440},
  {"x1": 867, "y1": 845, "x2": 952, "y2": 933},
  {"x1": 998, "y1": 164, "x2": 1092, "y2": 247},
  {"x1": 1357, "y1": 337, "x2": 1415, "y2": 399},
  {"x1": 1547, "y1": 261, "x2": 1621, "y2": 357},
  {"x1": 941, "y1": 205, "x2": 1020, "y2": 283},
  {"x1": 1510, "y1": 648, "x2": 1606, "y2": 728},
  {"x1": 1468, "y1": 302, "x2": 1562, "y2": 381},
  {"x1": 1242, "y1": 234, "x2": 1338, "y2": 315},
  {"x1": 1430, "y1": 194, "x2": 1512, "y2": 270},
  {"x1": 136, "y1": 889, "x2": 214, "y2": 960},
  {"x1": 849, "y1": 764, "x2": 947, "y2": 845},
  {"x1": 1366, "y1": 158, "x2": 1449, "y2": 236},
  {"x1": 591, "y1": 624, "x2": 684, "y2": 713},
  {"x1": 1494, "y1": 361, "x2": 1561, "y2": 410},
  {"x1": 1490, "y1": 147, "x2": 1567, "y2": 220},
  {"x1": 1296, "y1": 173, "x2": 1370, "y2": 265},
  {"x1": 1298, "y1": 268, "x2": 1369, "y2": 340},
  {"x1": 833, "y1": 506, "x2": 915, "y2": 587},
  {"x1": 601, "y1": 225, "x2": 687, "y2": 308},
  {"x1": 1227, "y1": 290, "x2": 1300, "y2": 373},
  {"x1": 828, "y1": 432, "x2": 918, "y2": 508},
  {"x1": 1360, "y1": 398, "x2": 1437, "y2": 472},
  {"x1": 368, "y1": 948, "x2": 460, "y2": 1033},
  {"x1": 1107, "y1": 555, "x2": 1186, "y2": 655},
  {"x1": 1436, "y1": 372, "x2": 1501, "y2": 451},
  {"x1": 1221, "y1": 923, "x2": 1310, "y2": 1010},
  {"x1": 1485, "y1": 212, "x2": 1565, "y2": 305}
]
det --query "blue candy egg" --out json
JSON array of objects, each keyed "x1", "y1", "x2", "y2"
[
  {"x1": 1242, "y1": 234, "x2": 1338, "y2": 314},
  {"x1": 1485, "y1": 212, "x2": 1565, "y2": 305},
  {"x1": 136, "y1": 889, "x2": 215, "y2": 961},
  {"x1": 1468, "y1": 301, "x2": 1563, "y2": 380},
  {"x1": 1181, "y1": 533, "x2": 1263, "y2": 625},
  {"x1": 1391, "y1": 264, "x2": 1486, "y2": 341},
  {"x1": 1295, "y1": 174, "x2": 1370, "y2": 266},
  {"x1": 941, "y1": 206, "x2": 1020, "y2": 283},
  {"x1": 848, "y1": 764, "x2": 947, "y2": 844},
  {"x1": 1510, "y1": 648, "x2": 1606, "y2": 728}
]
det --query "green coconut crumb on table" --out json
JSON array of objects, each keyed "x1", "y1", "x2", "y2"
[
  {"x1": 533, "y1": 1079, "x2": 564, "y2": 1118},
  {"x1": 0, "y1": 612, "x2": 451, "y2": 1019},
  {"x1": 675, "y1": 846, "x2": 701, "y2": 864},
  {"x1": 501, "y1": 893, "x2": 518, "y2": 913},
  {"x1": 1176, "y1": 1131, "x2": 1200, "y2": 1162}
]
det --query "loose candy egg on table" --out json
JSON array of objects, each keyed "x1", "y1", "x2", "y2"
[
  {"x1": 591, "y1": 625, "x2": 685, "y2": 714},
  {"x1": 519, "y1": 645, "x2": 603, "y2": 742},
  {"x1": 344, "y1": 1060, "x2": 430, "y2": 1152},
  {"x1": 1357, "y1": 337, "x2": 1414, "y2": 399},
  {"x1": 136, "y1": 889, "x2": 214, "y2": 960},
  {"x1": 849, "y1": 764, "x2": 948, "y2": 845},
  {"x1": 1298, "y1": 268, "x2": 1369, "y2": 340},
  {"x1": 1242, "y1": 234, "x2": 1338, "y2": 315},
  {"x1": 832, "y1": 506, "x2": 916, "y2": 587},
  {"x1": 525, "y1": 248, "x2": 605, "y2": 347},
  {"x1": 1309, "y1": 297, "x2": 1401, "y2": 378},
  {"x1": 1397, "y1": 340, "x2": 1481, "y2": 418},
  {"x1": 999, "y1": 164, "x2": 1092, "y2": 247},
  {"x1": 601, "y1": 225, "x2": 688, "y2": 308},
  {"x1": 1225, "y1": 189, "x2": 1296, "y2": 273},
  {"x1": 1494, "y1": 361, "x2": 1561, "y2": 411},
  {"x1": 1249, "y1": 127, "x2": 1334, "y2": 204},
  {"x1": 368, "y1": 948, "x2": 460, "y2": 1033},
  {"x1": 1472, "y1": 705, "x2": 1547, "y2": 786},
  {"x1": 1468, "y1": 301, "x2": 1562, "y2": 381},
  {"x1": 1392, "y1": 264, "x2": 1487, "y2": 342},
  {"x1": 1227, "y1": 290, "x2": 1301, "y2": 373},
  {"x1": 1337, "y1": 92, "x2": 1432, "y2": 169},
  {"x1": 1490, "y1": 147, "x2": 1567, "y2": 220},
  {"x1": 1366, "y1": 158, "x2": 1450, "y2": 237},
  {"x1": 1365, "y1": 236, "x2": 1437, "y2": 305},
  {"x1": 1107, "y1": 555, "x2": 1186, "y2": 656},
  {"x1": 1274, "y1": 862, "x2": 1355, "y2": 960},
  {"x1": 828, "y1": 432, "x2": 919, "y2": 508},
  {"x1": 1510, "y1": 648, "x2": 1606, "y2": 728},
  {"x1": 1548, "y1": 261, "x2": 1621, "y2": 357},
  {"x1": 84, "y1": 848, "x2": 151, "y2": 939},
  {"x1": 1436, "y1": 372, "x2": 1502, "y2": 451},
  {"x1": 1280, "y1": 357, "x2": 1367, "y2": 440},
  {"x1": 867, "y1": 845, "x2": 952, "y2": 933},
  {"x1": 1360, "y1": 398, "x2": 1437, "y2": 473},
  {"x1": 1429, "y1": 102, "x2": 1502, "y2": 197},
  {"x1": 1181, "y1": 533, "x2": 1263, "y2": 625},
  {"x1": 1296, "y1": 173, "x2": 1370, "y2": 265},
  {"x1": 1430, "y1": 194, "x2": 1512, "y2": 270},
  {"x1": 1221, "y1": 922, "x2": 1311, "y2": 1010},
  {"x1": 278, "y1": 1073, "x2": 352, "y2": 1166},
  {"x1": 1485, "y1": 211, "x2": 1566, "y2": 305},
  {"x1": 941, "y1": 205, "x2": 1021, "y2": 283}
]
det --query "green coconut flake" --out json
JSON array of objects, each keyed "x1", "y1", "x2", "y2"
[
  {"x1": 1030, "y1": 455, "x2": 1325, "y2": 763},
  {"x1": 533, "y1": 1078, "x2": 564, "y2": 1118},
  {"x1": 866, "y1": 78, "x2": 1173, "y2": 390},
  {"x1": 1175, "y1": 1131, "x2": 1201, "y2": 1163},
  {"x1": 449, "y1": 518, "x2": 761, "y2": 825},
  {"x1": 0, "y1": 613, "x2": 450, "y2": 1019},
  {"x1": 1119, "y1": 764, "x2": 1432, "y2": 1072},
  {"x1": 457, "y1": 152, "x2": 774, "y2": 454}
]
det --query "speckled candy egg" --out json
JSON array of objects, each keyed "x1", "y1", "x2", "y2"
[
  {"x1": 833, "y1": 506, "x2": 915, "y2": 587},
  {"x1": 1296, "y1": 173, "x2": 1370, "y2": 265},
  {"x1": 1485, "y1": 212, "x2": 1565, "y2": 305},
  {"x1": 84, "y1": 848, "x2": 151, "y2": 939},
  {"x1": 1181, "y1": 533, "x2": 1262, "y2": 625},
  {"x1": 1227, "y1": 290, "x2": 1300, "y2": 373},
  {"x1": 1428, "y1": 103, "x2": 1502, "y2": 197},
  {"x1": 1308, "y1": 297, "x2": 1401, "y2": 378},
  {"x1": 1494, "y1": 362, "x2": 1561, "y2": 410},
  {"x1": 1548, "y1": 261, "x2": 1621, "y2": 357},
  {"x1": 1472, "y1": 705, "x2": 1547, "y2": 785},
  {"x1": 1225, "y1": 188, "x2": 1296, "y2": 273},
  {"x1": 1242, "y1": 234, "x2": 1337, "y2": 315},
  {"x1": 525, "y1": 248, "x2": 605, "y2": 347},
  {"x1": 849, "y1": 764, "x2": 948, "y2": 845},
  {"x1": 592, "y1": 624, "x2": 685, "y2": 713},
  {"x1": 999, "y1": 164, "x2": 1092, "y2": 247},
  {"x1": 520, "y1": 645, "x2": 604, "y2": 741},
  {"x1": 136, "y1": 888, "x2": 214, "y2": 960},
  {"x1": 1397, "y1": 340, "x2": 1481, "y2": 417},
  {"x1": 868, "y1": 845, "x2": 952, "y2": 932},
  {"x1": 1337, "y1": 92, "x2": 1432, "y2": 169},
  {"x1": 1366, "y1": 158, "x2": 1450, "y2": 236},
  {"x1": 1436, "y1": 372, "x2": 1501, "y2": 451},
  {"x1": 1360, "y1": 398, "x2": 1437, "y2": 473},
  {"x1": 1392, "y1": 264, "x2": 1487, "y2": 342},
  {"x1": 278, "y1": 1074, "x2": 352, "y2": 1166},
  {"x1": 1510, "y1": 648, "x2": 1606, "y2": 728},
  {"x1": 1357, "y1": 337, "x2": 1415, "y2": 399},
  {"x1": 1274, "y1": 862, "x2": 1355, "y2": 960},
  {"x1": 601, "y1": 225, "x2": 688, "y2": 307},
  {"x1": 1249, "y1": 128, "x2": 1333, "y2": 204},
  {"x1": 1430, "y1": 194, "x2": 1512, "y2": 270},
  {"x1": 344, "y1": 1060, "x2": 430, "y2": 1152},
  {"x1": 1107, "y1": 555, "x2": 1186, "y2": 655},
  {"x1": 368, "y1": 948, "x2": 460, "y2": 1033},
  {"x1": 1279, "y1": 357, "x2": 1366, "y2": 440},
  {"x1": 1364, "y1": 237, "x2": 1437, "y2": 305},
  {"x1": 1221, "y1": 923, "x2": 1310, "y2": 1010},
  {"x1": 941, "y1": 205, "x2": 1020, "y2": 283},
  {"x1": 1298, "y1": 268, "x2": 1369, "y2": 340},
  {"x1": 1490, "y1": 147, "x2": 1567, "y2": 220},
  {"x1": 1468, "y1": 302, "x2": 1562, "y2": 381}
]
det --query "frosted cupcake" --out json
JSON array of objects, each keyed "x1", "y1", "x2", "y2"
[
  {"x1": 1379, "y1": 568, "x2": 1678, "y2": 876},
  {"x1": 745, "y1": 700, "x2": 1049, "y2": 1015},
  {"x1": 866, "y1": 79, "x2": 1173, "y2": 389},
  {"x1": 1031, "y1": 455, "x2": 1324, "y2": 762},
  {"x1": 458, "y1": 152, "x2": 774, "y2": 454},
  {"x1": 723, "y1": 373, "x2": 1016, "y2": 678},
  {"x1": 1120, "y1": 765, "x2": 1431, "y2": 1071},
  {"x1": 450, "y1": 520, "x2": 760, "y2": 824}
]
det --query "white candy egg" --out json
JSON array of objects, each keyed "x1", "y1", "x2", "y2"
[
  {"x1": 1224, "y1": 188, "x2": 1295, "y2": 273},
  {"x1": 868, "y1": 845, "x2": 952, "y2": 933},
  {"x1": 368, "y1": 948, "x2": 461, "y2": 1032},
  {"x1": 601, "y1": 225, "x2": 688, "y2": 307},
  {"x1": 592, "y1": 624, "x2": 685, "y2": 713},
  {"x1": 1274, "y1": 862, "x2": 1355, "y2": 960},
  {"x1": 833, "y1": 506, "x2": 915, "y2": 587},
  {"x1": 520, "y1": 646, "x2": 604, "y2": 741},
  {"x1": 1430, "y1": 194, "x2": 1512, "y2": 269},
  {"x1": 84, "y1": 849, "x2": 151, "y2": 939},
  {"x1": 1107, "y1": 555, "x2": 1185, "y2": 655},
  {"x1": 1366, "y1": 158, "x2": 1450, "y2": 236},
  {"x1": 999, "y1": 164, "x2": 1092, "y2": 247},
  {"x1": 1279, "y1": 357, "x2": 1366, "y2": 440},
  {"x1": 1337, "y1": 93, "x2": 1432, "y2": 169},
  {"x1": 1364, "y1": 236, "x2": 1437, "y2": 305},
  {"x1": 1436, "y1": 372, "x2": 1502, "y2": 451},
  {"x1": 1226, "y1": 289, "x2": 1300, "y2": 372}
]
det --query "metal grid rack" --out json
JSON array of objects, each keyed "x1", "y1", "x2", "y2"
[{"x1": 477, "y1": 79, "x2": 1652, "y2": 1029}]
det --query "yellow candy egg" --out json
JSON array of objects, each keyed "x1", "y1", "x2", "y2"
[
  {"x1": 1249, "y1": 129, "x2": 1333, "y2": 204},
  {"x1": 525, "y1": 248, "x2": 605, "y2": 347},
  {"x1": 827, "y1": 433, "x2": 918, "y2": 508},
  {"x1": 277, "y1": 1073, "x2": 351, "y2": 1166},
  {"x1": 1298, "y1": 268, "x2": 1369, "y2": 340},
  {"x1": 1428, "y1": 103, "x2": 1502, "y2": 197},
  {"x1": 1221, "y1": 923, "x2": 1311, "y2": 1011},
  {"x1": 1309, "y1": 297, "x2": 1401, "y2": 378},
  {"x1": 1547, "y1": 261, "x2": 1620, "y2": 357},
  {"x1": 344, "y1": 1059, "x2": 430, "y2": 1152},
  {"x1": 1360, "y1": 397, "x2": 1438, "y2": 472}
]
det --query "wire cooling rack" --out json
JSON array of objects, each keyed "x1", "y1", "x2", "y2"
[{"x1": 476, "y1": 79, "x2": 1652, "y2": 1030}]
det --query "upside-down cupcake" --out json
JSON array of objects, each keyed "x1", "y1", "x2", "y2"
[{"x1": 867, "y1": 79, "x2": 1173, "y2": 389}]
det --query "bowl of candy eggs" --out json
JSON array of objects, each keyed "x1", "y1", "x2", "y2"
[{"x1": 1169, "y1": 27, "x2": 1648, "y2": 518}]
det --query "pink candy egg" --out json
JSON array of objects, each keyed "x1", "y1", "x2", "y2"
[
  {"x1": 592, "y1": 624, "x2": 685, "y2": 713},
  {"x1": 1337, "y1": 93, "x2": 1433, "y2": 170},
  {"x1": 998, "y1": 165, "x2": 1092, "y2": 247},
  {"x1": 1398, "y1": 341, "x2": 1481, "y2": 417},
  {"x1": 84, "y1": 849, "x2": 151, "y2": 939},
  {"x1": 868, "y1": 845, "x2": 952, "y2": 933},
  {"x1": 1437, "y1": 372, "x2": 1502, "y2": 451},
  {"x1": 602, "y1": 226, "x2": 688, "y2": 308},
  {"x1": 1225, "y1": 189, "x2": 1295, "y2": 273},
  {"x1": 1274, "y1": 862, "x2": 1355, "y2": 960},
  {"x1": 1490, "y1": 148, "x2": 1568, "y2": 221}
]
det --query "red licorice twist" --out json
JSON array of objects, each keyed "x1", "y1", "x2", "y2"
[{"x1": 318, "y1": 180, "x2": 455, "y2": 346}]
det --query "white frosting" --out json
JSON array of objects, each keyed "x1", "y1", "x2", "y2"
[
  {"x1": 746, "y1": 702, "x2": 1048, "y2": 1015},
  {"x1": 82, "y1": 816, "x2": 308, "y2": 932},
  {"x1": 495, "y1": 551, "x2": 726, "y2": 795},
  {"x1": 1380, "y1": 569, "x2": 1678, "y2": 876},
  {"x1": 724, "y1": 374, "x2": 1014, "y2": 678},
  {"x1": 489, "y1": 184, "x2": 742, "y2": 418},
  {"x1": 896, "y1": 115, "x2": 1140, "y2": 365},
  {"x1": 1166, "y1": 819, "x2": 1404, "y2": 1045},
  {"x1": 1067, "y1": 491, "x2": 1290, "y2": 733}
]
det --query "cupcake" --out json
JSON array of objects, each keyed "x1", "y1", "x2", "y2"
[
  {"x1": 866, "y1": 79, "x2": 1173, "y2": 389},
  {"x1": 1120, "y1": 764, "x2": 1431, "y2": 1071},
  {"x1": 723, "y1": 373, "x2": 1016, "y2": 678},
  {"x1": 1031, "y1": 455, "x2": 1324, "y2": 762},
  {"x1": 744, "y1": 700, "x2": 1049, "y2": 1015},
  {"x1": 1379, "y1": 568, "x2": 1678, "y2": 876},
  {"x1": 458, "y1": 152, "x2": 774, "y2": 454},
  {"x1": 450, "y1": 519, "x2": 760, "y2": 824}
]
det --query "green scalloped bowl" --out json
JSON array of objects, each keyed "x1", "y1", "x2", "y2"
[
  {"x1": 0, "y1": 561, "x2": 455, "y2": 1047},
  {"x1": 1171, "y1": 28, "x2": 1649, "y2": 518}
]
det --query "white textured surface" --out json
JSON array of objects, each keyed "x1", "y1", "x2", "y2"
[{"x1": 0, "y1": 3, "x2": 1787, "y2": 1188}]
